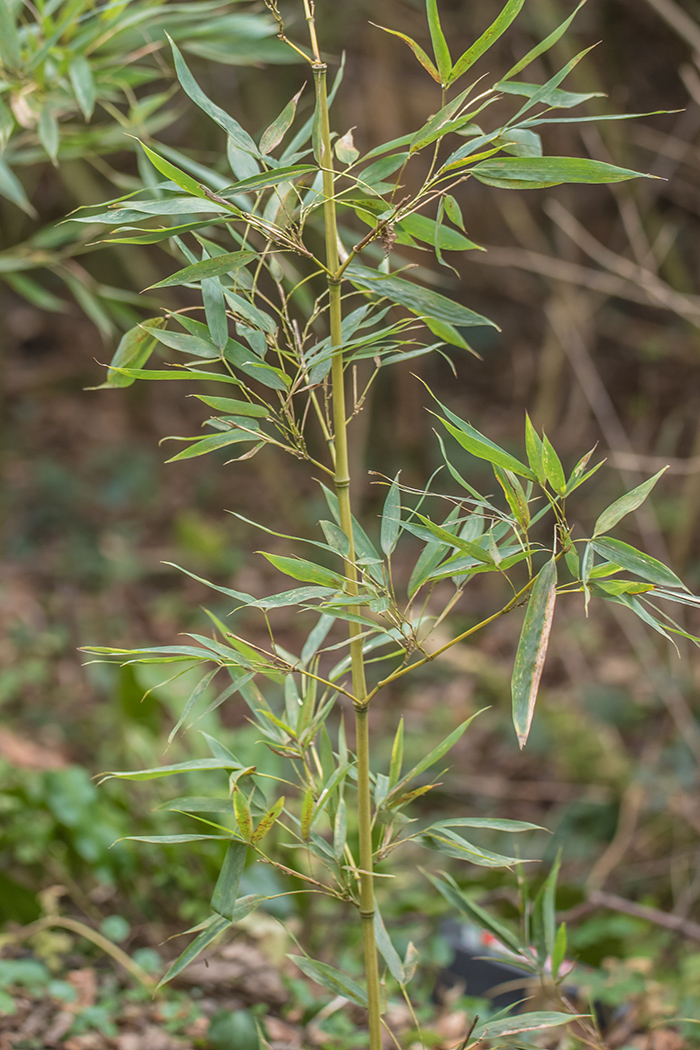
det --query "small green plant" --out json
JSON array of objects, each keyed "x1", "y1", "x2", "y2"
[{"x1": 79, "y1": 1, "x2": 699, "y2": 1045}]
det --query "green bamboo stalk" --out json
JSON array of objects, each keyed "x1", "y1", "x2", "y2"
[{"x1": 307, "y1": 7, "x2": 382, "y2": 1045}]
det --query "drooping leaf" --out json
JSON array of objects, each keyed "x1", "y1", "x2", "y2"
[
  {"x1": 157, "y1": 915, "x2": 231, "y2": 988},
  {"x1": 369, "y1": 23, "x2": 441, "y2": 83},
  {"x1": 471, "y1": 156, "x2": 651, "y2": 190},
  {"x1": 512, "y1": 556, "x2": 557, "y2": 749},
  {"x1": 590, "y1": 537, "x2": 687, "y2": 590},
  {"x1": 211, "y1": 840, "x2": 248, "y2": 919},
  {"x1": 93, "y1": 318, "x2": 167, "y2": 389},
  {"x1": 388, "y1": 711, "x2": 483, "y2": 799},
  {"x1": 374, "y1": 907, "x2": 405, "y2": 985},
  {"x1": 69, "y1": 55, "x2": 96, "y2": 120},
  {"x1": 289, "y1": 956, "x2": 368, "y2": 1007},
  {"x1": 593, "y1": 468, "x2": 667, "y2": 537},
  {"x1": 260, "y1": 87, "x2": 304, "y2": 155},
  {"x1": 380, "y1": 474, "x2": 401, "y2": 555},
  {"x1": 425, "y1": 871, "x2": 525, "y2": 956},
  {"x1": 348, "y1": 264, "x2": 495, "y2": 328}
]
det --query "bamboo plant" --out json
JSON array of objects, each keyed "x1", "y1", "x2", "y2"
[{"x1": 80, "y1": 1, "x2": 699, "y2": 1045}]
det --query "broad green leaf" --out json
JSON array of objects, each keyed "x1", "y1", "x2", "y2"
[
  {"x1": 450, "y1": 0, "x2": 525, "y2": 83},
  {"x1": 149, "y1": 250, "x2": 257, "y2": 289},
  {"x1": 425, "y1": 871, "x2": 525, "y2": 956},
  {"x1": 193, "y1": 395, "x2": 268, "y2": 418},
  {"x1": 473, "y1": 1012, "x2": 580, "y2": 1040},
  {"x1": 374, "y1": 907, "x2": 405, "y2": 985},
  {"x1": 472, "y1": 156, "x2": 651, "y2": 190},
  {"x1": 426, "y1": 0, "x2": 452, "y2": 83},
  {"x1": 261, "y1": 554, "x2": 343, "y2": 589},
  {"x1": 441, "y1": 419, "x2": 535, "y2": 480},
  {"x1": 512, "y1": 557, "x2": 557, "y2": 749},
  {"x1": 260, "y1": 87, "x2": 304, "y2": 155},
  {"x1": 590, "y1": 537, "x2": 687, "y2": 590},
  {"x1": 69, "y1": 55, "x2": 96, "y2": 120},
  {"x1": 593, "y1": 468, "x2": 667, "y2": 537},
  {"x1": 542, "y1": 434, "x2": 566, "y2": 495},
  {"x1": 289, "y1": 956, "x2": 368, "y2": 1007},
  {"x1": 370, "y1": 23, "x2": 441, "y2": 82},
  {"x1": 348, "y1": 264, "x2": 495, "y2": 328},
  {"x1": 214, "y1": 835, "x2": 248, "y2": 919},
  {"x1": 93, "y1": 318, "x2": 166, "y2": 389},
  {"x1": 380, "y1": 474, "x2": 401, "y2": 555},
  {"x1": 157, "y1": 915, "x2": 230, "y2": 988},
  {"x1": 168, "y1": 36, "x2": 260, "y2": 158}
]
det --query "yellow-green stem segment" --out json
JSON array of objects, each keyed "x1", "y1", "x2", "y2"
[{"x1": 313, "y1": 60, "x2": 382, "y2": 1050}]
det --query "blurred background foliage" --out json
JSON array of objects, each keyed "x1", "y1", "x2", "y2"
[{"x1": 3, "y1": 0, "x2": 700, "y2": 1043}]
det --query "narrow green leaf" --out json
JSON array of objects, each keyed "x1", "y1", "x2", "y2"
[
  {"x1": 69, "y1": 55, "x2": 96, "y2": 120},
  {"x1": 157, "y1": 915, "x2": 230, "y2": 988},
  {"x1": 92, "y1": 318, "x2": 166, "y2": 390},
  {"x1": 211, "y1": 840, "x2": 248, "y2": 920},
  {"x1": 441, "y1": 419, "x2": 535, "y2": 480},
  {"x1": 0, "y1": 157, "x2": 35, "y2": 215},
  {"x1": 472, "y1": 156, "x2": 652, "y2": 190},
  {"x1": 260, "y1": 87, "x2": 304, "y2": 155},
  {"x1": 501, "y1": 0, "x2": 587, "y2": 82},
  {"x1": 593, "y1": 468, "x2": 667, "y2": 537},
  {"x1": 333, "y1": 797, "x2": 347, "y2": 860},
  {"x1": 497, "y1": 80, "x2": 603, "y2": 109},
  {"x1": 473, "y1": 1013, "x2": 580, "y2": 1040},
  {"x1": 127, "y1": 834, "x2": 231, "y2": 844},
  {"x1": 426, "y1": 0, "x2": 452, "y2": 83},
  {"x1": 512, "y1": 557, "x2": 557, "y2": 749},
  {"x1": 261, "y1": 553, "x2": 343, "y2": 589},
  {"x1": 420, "y1": 830, "x2": 521, "y2": 867},
  {"x1": 202, "y1": 277, "x2": 228, "y2": 351},
  {"x1": 38, "y1": 108, "x2": 59, "y2": 164},
  {"x1": 590, "y1": 537, "x2": 687, "y2": 590},
  {"x1": 168, "y1": 35, "x2": 260, "y2": 158},
  {"x1": 449, "y1": 0, "x2": 525, "y2": 83},
  {"x1": 289, "y1": 956, "x2": 368, "y2": 1007},
  {"x1": 370, "y1": 23, "x2": 441, "y2": 83},
  {"x1": 425, "y1": 871, "x2": 525, "y2": 956},
  {"x1": 165, "y1": 432, "x2": 259, "y2": 464},
  {"x1": 542, "y1": 434, "x2": 566, "y2": 495},
  {"x1": 390, "y1": 710, "x2": 484, "y2": 798},
  {"x1": 374, "y1": 907, "x2": 405, "y2": 985},
  {"x1": 380, "y1": 474, "x2": 401, "y2": 555},
  {"x1": 0, "y1": 0, "x2": 20, "y2": 69},
  {"x1": 148, "y1": 250, "x2": 257, "y2": 289},
  {"x1": 139, "y1": 141, "x2": 209, "y2": 199},
  {"x1": 348, "y1": 264, "x2": 495, "y2": 328},
  {"x1": 99, "y1": 758, "x2": 241, "y2": 783},
  {"x1": 168, "y1": 667, "x2": 218, "y2": 744},
  {"x1": 388, "y1": 718, "x2": 404, "y2": 790},
  {"x1": 431, "y1": 817, "x2": 543, "y2": 833},
  {"x1": 551, "y1": 922, "x2": 567, "y2": 980},
  {"x1": 193, "y1": 395, "x2": 268, "y2": 418},
  {"x1": 414, "y1": 513, "x2": 493, "y2": 563},
  {"x1": 301, "y1": 788, "x2": 314, "y2": 841}
]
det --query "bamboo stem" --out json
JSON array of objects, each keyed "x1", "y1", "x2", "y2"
[{"x1": 312, "y1": 52, "x2": 383, "y2": 1050}]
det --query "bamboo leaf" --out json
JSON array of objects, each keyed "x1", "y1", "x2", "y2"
[
  {"x1": 99, "y1": 758, "x2": 242, "y2": 783},
  {"x1": 149, "y1": 251, "x2": 257, "y2": 289},
  {"x1": 473, "y1": 1012, "x2": 580, "y2": 1040},
  {"x1": 590, "y1": 537, "x2": 687, "y2": 590},
  {"x1": 542, "y1": 434, "x2": 566, "y2": 495},
  {"x1": 441, "y1": 419, "x2": 535, "y2": 480},
  {"x1": 512, "y1": 557, "x2": 557, "y2": 749},
  {"x1": 449, "y1": 0, "x2": 525, "y2": 83},
  {"x1": 374, "y1": 907, "x2": 405, "y2": 984},
  {"x1": 472, "y1": 156, "x2": 652, "y2": 190},
  {"x1": 388, "y1": 718, "x2": 404, "y2": 790},
  {"x1": 69, "y1": 54, "x2": 96, "y2": 120},
  {"x1": 261, "y1": 553, "x2": 343, "y2": 589},
  {"x1": 139, "y1": 141, "x2": 210, "y2": 199},
  {"x1": 38, "y1": 108, "x2": 59, "y2": 164},
  {"x1": 211, "y1": 840, "x2": 248, "y2": 920},
  {"x1": 389, "y1": 711, "x2": 484, "y2": 799},
  {"x1": 260, "y1": 87, "x2": 304, "y2": 155},
  {"x1": 380, "y1": 474, "x2": 401, "y2": 555},
  {"x1": 425, "y1": 871, "x2": 525, "y2": 956},
  {"x1": 348, "y1": 264, "x2": 495, "y2": 328},
  {"x1": 289, "y1": 956, "x2": 368, "y2": 1007},
  {"x1": 501, "y1": 0, "x2": 587, "y2": 82},
  {"x1": 369, "y1": 24, "x2": 441, "y2": 83},
  {"x1": 593, "y1": 468, "x2": 667, "y2": 537},
  {"x1": 91, "y1": 318, "x2": 166, "y2": 390},
  {"x1": 157, "y1": 915, "x2": 231, "y2": 987},
  {"x1": 426, "y1": 0, "x2": 452, "y2": 83}
]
